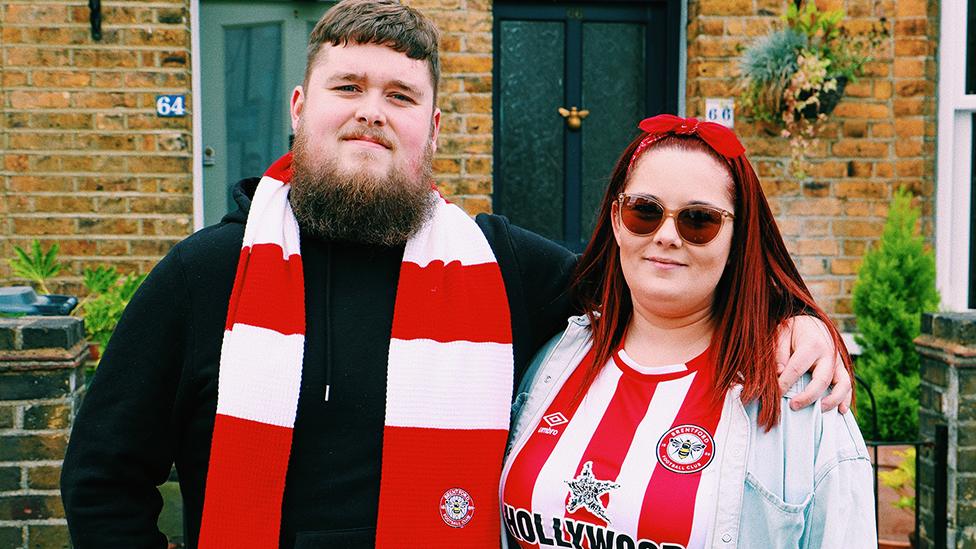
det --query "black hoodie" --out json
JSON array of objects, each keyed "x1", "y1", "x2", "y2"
[{"x1": 61, "y1": 178, "x2": 577, "y2": 548}]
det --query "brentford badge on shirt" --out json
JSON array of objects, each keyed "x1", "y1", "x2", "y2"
[
  {"x1": 656, "y1": 424, "x2": 715, "y2": 474},
  {"x1": 440, "y1": 487, "x2": 475, "y2": 528}
]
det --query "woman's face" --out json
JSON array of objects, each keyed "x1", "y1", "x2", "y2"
[{"x1": 611, "y1": 146, "x2": 735, "y2": 320}]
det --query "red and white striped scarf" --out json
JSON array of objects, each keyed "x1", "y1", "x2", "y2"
[{"x1": 198, "y1": 153, "x2": 514, "y2": 548}]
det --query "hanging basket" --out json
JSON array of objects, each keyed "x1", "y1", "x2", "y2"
[{"x1": 798, "y1": 76, "x2": 848, "y2": 120}]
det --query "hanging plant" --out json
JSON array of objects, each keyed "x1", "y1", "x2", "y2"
[{"x1": 739, "y1": 1, "x2": 888, "y2": 178}]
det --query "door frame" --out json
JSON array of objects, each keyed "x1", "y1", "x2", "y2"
[{"x1": 491, "y1": 0, "x2": 683, "y2": 248}]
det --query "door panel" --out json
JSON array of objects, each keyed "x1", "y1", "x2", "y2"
[
  {"x1": 200, "y1": 1, "x2": 332, "y2": 225},
  {"x1": 497, "y1": 20, "x2": 567, "y2": 242},
  {"x1": 493, "y1": 2, "x2": 679, "y2": 250},
  {"x1": 580, "y1": 22, "x2": 646, "y2": 238}
]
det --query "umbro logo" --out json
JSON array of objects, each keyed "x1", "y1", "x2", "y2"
[{"x1": 544, "y1": 412, "x2": 568, "y2": 427}]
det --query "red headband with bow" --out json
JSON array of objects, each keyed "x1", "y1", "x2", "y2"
[{"x1": 628, "y1": 114, "x2": 745, "y2": 172}]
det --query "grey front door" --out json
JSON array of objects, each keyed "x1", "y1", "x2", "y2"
[
  {"x1": 200, "y1": 1, "x2": 332, "y2": 225},
  {"x1": 492, "y1": 2, "x2": 680, "y2": 250}
]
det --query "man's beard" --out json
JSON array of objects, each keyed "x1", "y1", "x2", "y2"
[{"x1": 288, "y1": 125, "x2": 435, "y2": 246}]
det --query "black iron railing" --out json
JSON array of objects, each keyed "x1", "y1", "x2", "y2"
[{"x1": 855, "y1": 374, "x2": 948, "y2": 547}]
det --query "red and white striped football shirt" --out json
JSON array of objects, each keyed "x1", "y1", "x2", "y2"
[{"x1": 501, "y1": 346, "x2": 730, "y2": 549}]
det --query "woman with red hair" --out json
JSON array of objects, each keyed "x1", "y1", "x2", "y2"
[{"x1": 499, "y1": 115, "x2": 874, "y2": 548}]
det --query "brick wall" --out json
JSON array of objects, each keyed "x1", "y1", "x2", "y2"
[
  {"x1": 0, "y1": 0, "x2": 494, "y2": 294},
  {"x1": 406, "y1": 0, "x2": 494, "y2": 215},
  {"x1": 0, "y1": 317, "x2": 87, "y2": 548},
  {"x1": 2, "y1": 0, "x2": 941, "y2": 331},
  {"x1": 916, "y1": 313, "x2": 976, "y2": 548},
  {"x1": 686, "y1": 0, "x2": 938, "y2": 331},
  {"x1": 1, "y1": 1, "x2": 194, "y2": 294}
]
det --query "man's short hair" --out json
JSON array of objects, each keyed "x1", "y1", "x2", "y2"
[{"x1": 305, "y1": 0, "x2": 441, "y2": 102}]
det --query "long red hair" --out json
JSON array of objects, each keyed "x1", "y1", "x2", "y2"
[{"x1": 572, "y1": 133, "x2": 853, "y2": 430}]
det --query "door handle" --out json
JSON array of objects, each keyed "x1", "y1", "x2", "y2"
[
  {"x1": 203, "y1": 146, "x2": 216, "y2": 167},
  {"x1": 558, "y1": 106, "x2": 589, "y2": 131}
]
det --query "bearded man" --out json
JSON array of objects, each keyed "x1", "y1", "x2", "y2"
[{"x1": 61, "y1": 1, "x2": 852, "y2": 548}]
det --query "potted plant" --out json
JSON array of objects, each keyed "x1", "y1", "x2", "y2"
[
  {"x1": 738, "y1": 1, "x2": 887, "y2": 178},
  {"x1": 6, "y1": 240, "x2": 146, "y2": 363}
]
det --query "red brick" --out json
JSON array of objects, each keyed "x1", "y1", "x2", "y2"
[
  {"x1": 76, "y1": 177, "x2": 141, "y2": 193},
  {"x1": 30, "y1": 113, "x2": 92, "y2": 130},
  {"x1": 795, "y1": 257, "x2": 828, "y2": 276},
  {"x1": 843, "y1": 200, "x2": 889, "y2": 217},
  {"x1": 3, "y1": 70, "x2": 29, "y2": 87},
  {"x1": 895, "y1": 139, "x2": 924, "y2": 157},
  {"x1": 697, "y1": 0, "x2": 751, "y2": 15},
  {"x1": 832, "y1": 102, "x2": 889, "y2": 119},
  {"x1": 5, "y1": 47, "x2": 70, "y2": 67},
  {"x1": 9, "y1": 91, "x2": 70, "y2": 109},
  {"x1": 873, "y1": 80, "x2": 892, "y2": 99},
  {"x1": 874, "y1": 162, "x2": 895, "y2": 178},
  {"x1": 441, "y1": 54, "x2": 492, "y2": 74},
  {"x1": 842, "y1": 120, "x2": 868, "y2": 138},
  {"x1": 444, "y1": 94, "x2": 491, "y2": 114},
  {"x1": 432, "y1": 158, "x2": 461, "y2": 174},
  {"x1": 124, "y1": 28, "x2": 189, "y2": 48},
  {"x1": 843, "y1": 240, "x2": 868, "y2": 256},
  {"x1": 63, "y1": 156, "x2": 96, "y2": 172},
  {"x1": 894, "y1": 38, "x2": 930, "y2": 57},
  {"x1": 785, "y1": 198, "x2": 842, "y2": 216},
  {"x1": 893, "y1": 58, "x2": 924, "y2": 78},
  {"x1": 895, "y1": 18, "x2": 928, "y2": 36},
  {"x1": 834, "y1": 220, "x2": 884, "y2": 238},
  {"x1": 92, "y1": 72, "x2": 126, "y2": 88},
  {"x1": 32, "y1": 196, "x2": 96, "y2": 213},
  {"x1": 430, "y1": 12, "x2": 491, "y2": 33},
  {"x1": 9, "y1": 133, "x2": 74, "y2": 150},
  {"x1": 77, "y1": 217, "x2": 138, "y2": 235},
  {"x1": 894, "y1": 0, "x2": 927, "y2": 17},
  {"x1": 6, "y1": 4, "x2": 69, "y2": 24},
  {"x1": 32, "y1": 70, "x2": 93, "y2": 88},
  {"x1": 895, "y1": 159, "x2": 925, "y2": 177},
  {"x1": 834, "y1": 180, "x2": 888, "y2": 199},
  {"x1": 893, "y1": 98, "x2": 924, "y2": 116},
  {"x1": 831, "y1": 140, "x2": 889, "y2": 158},
  {"x1": 796, "y1": 238, "x2": 838, "y2": 255},
  {"x1": 126, "y1": 156, "x2": 191, "y2": 174},
  {"x1": 464, "y1": 115, "x2": 492, "y2": 134},
  {"x1": 464, "y1": 34, "x2": 491, "y2": 54},
  {"x1": 13, "y1": 217, "x2": 75, "y2": 235},
  {"x1": 462, "y1": 75, "x2": 492, "y2": 94},
  {"x1": 871, "y1": 123, "x2": 894, "y2": 138},
  {"x1": 95, "y1": 240, "x2": 130, "y2": 255},
  {"x1": 844, "y1": 81, "x2": 872, "y2": 98},
  {"x1": 440, "y1": 135, "x2": 492, "y2": 155}
]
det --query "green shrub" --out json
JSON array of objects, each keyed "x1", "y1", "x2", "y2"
[{"x1": 852, "y1": 188, "x2": 939, "y2": 441}]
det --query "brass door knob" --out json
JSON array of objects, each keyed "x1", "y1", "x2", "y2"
[{"x1": 558, "y1": 106, "x2": 589, "y2": 130}]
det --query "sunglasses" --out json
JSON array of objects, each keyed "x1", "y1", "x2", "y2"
[{"x1": 616, "y1": 193, "x2": 734, "y2": 245}]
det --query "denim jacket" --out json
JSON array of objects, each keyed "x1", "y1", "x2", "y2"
[{"x1": 501, "y1": 316, "x2": 876, "y2": 549}]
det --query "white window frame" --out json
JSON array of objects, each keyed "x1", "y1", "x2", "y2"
[
  {"x1": 190, "y1": 0, "x2": 204, "y2": 231},
  {"x1": 936, "y1": 0, "x2": 976, "y2": 310}
]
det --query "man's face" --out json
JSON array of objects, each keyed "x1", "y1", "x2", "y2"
[
  {"x1": 287, "y1": 42, "x2": 441, "y2": 245},
  {"x1": 290, "y1": 42, "x2": 441, "y2": 184}
]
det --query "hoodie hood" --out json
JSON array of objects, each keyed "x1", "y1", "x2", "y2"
[{"x1": 220, "y1": 177, "x2": 262, "y2": 225}]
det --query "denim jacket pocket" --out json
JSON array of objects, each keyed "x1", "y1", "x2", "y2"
[{"x1": 737, "y1": 472, "x2": 811, "y2": 548}]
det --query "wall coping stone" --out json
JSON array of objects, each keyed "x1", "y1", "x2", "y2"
[{"x1": 0, "y1": 317, "x2": 87, "y2": 371}]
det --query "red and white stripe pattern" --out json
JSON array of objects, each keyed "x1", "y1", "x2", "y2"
[
  {"x1": 502, "y1": 348, "x2": 727, "y2": 549},
  {"x1": 199, "y1": 152, "x2": 513, "y2": 548},
  {"x1": 199, "y1": 153, "x2": 305, "y2": 548},
  {"x1": 375, "y1": 190, "x2": 513, "y2": 548}
]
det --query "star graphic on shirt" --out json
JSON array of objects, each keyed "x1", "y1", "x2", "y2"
[{"x1": 564, "y1": 461, "x2": 621, "y2": 524}]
